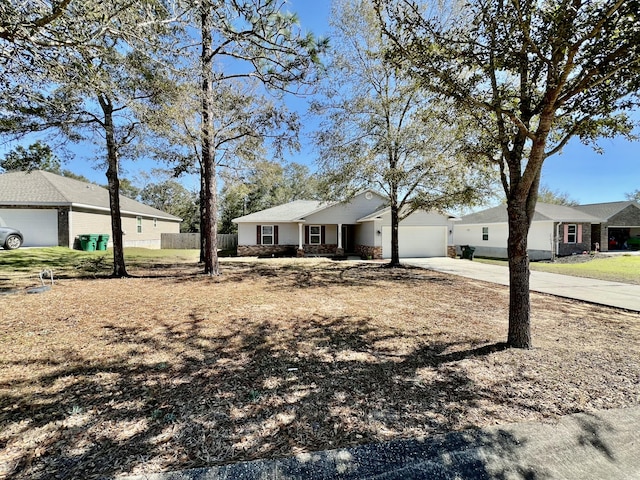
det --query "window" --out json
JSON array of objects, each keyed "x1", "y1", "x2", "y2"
[
  {"x1": 261, "y1": 225, "x2": 274, "y2": 245},
  {"x1": 482, "y1": 227, "x2": 489, "y2": 241},
  {"x1": 136, "y1": 216, "x2": 143, "y2": 234},
  {"x1": 309, "y1": 225, "x2": 321, "y2": 244},
  {"x1": 567, "y1": 224, "x2": 577, "y2": 243}
]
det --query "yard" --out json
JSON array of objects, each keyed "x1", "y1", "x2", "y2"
[
  {"x1": 0, "y1": 251, "x2": 639, "y2": 479},
  {"x1": 476, "y1": 254, "x2": 640, "y2": 285}
]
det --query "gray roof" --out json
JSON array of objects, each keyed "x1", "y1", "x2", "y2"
[
  {"x1": 459, "y1": 202, "x2": 603, "y2": 225},
  {"x1": 573, "y1": 201, "x2": 640, "y2": 220},
  {"x1": 0, "y1": 170, "x2": 181, "y2": 221},
  {"x1": 232, "y1": 200, "x2": 326, "y2": 223},
  {"x1": 357, "y1": 205, "x2": 459, "y2": 222}
]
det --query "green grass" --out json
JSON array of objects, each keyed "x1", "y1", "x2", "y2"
[
  {"x1": 475, "y1": 255, "x2": 640, "y2": 285},
  {"x1": 0, "y1": 247, "x2": 201, "y2": 279}
]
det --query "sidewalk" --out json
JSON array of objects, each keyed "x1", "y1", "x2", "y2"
[
  {"x1": 403, "y1": 257, "x2": 640, "y2": 312},
  {"x1": 120, "y1": 406, "x2": 640, "y2": 479}
]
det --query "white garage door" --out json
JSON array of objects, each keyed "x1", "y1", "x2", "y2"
[
  {"x1": 0, "y1": 209, "x2": 58, "y2": 247},
  {"x1": 382, "y1": 225, "x2": 447, "y2": 258}
]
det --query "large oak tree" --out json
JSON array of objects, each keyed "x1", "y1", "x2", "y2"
[{"x1": 377, "y1": 0, "x2": 640, "y2": 347}]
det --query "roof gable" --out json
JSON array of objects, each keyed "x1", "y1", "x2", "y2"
[
  {"x1": 232, "y1": 189, "x2": 388, "y2": 224},
  {"x1": 0, "y1": 170, "x2": 181, "y2": 221},
  {"x1": 574, "y1": 201, "x2": 640, "y2": 220}
]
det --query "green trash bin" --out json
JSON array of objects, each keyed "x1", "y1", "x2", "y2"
[
  {"x1": 97, "y1": 234, "x2": 110, "y2": 251},
  {"x1": 79, "y1": 234, "x2": 97, "y2": 251}
]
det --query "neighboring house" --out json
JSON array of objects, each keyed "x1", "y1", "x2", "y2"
[
  {"x1": 573, "y1": 201, "x2": 640, "y2": 252},
  {"x1": 0, "y1": 170, "x2": 181, "y2": 249},
  {"x1": 232, "y1": 190, "x2": 457, "y2": 259},
  {"x1": 453, "y1": 201, "x2": 640, "y2": 259}
]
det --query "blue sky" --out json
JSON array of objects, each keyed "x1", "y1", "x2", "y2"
[
  {"x1": 7, "y1": 1, "x2": 637, "y2": 205},
  {"x1": 288, "y1": 1, "x2": 640, "y2": 205}
]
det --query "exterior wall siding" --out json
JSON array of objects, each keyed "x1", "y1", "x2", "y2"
[
  {"x1": 71, "y1": 209, "x2": 179, "y2": 249},
  {"x1": 356, "y1": 221, "x2": 376, "y2": 247},
  {"x1": 454, "y1": 221, "x2": 593, "y2": 259},
  {"x1": 454, "y1": 222, "x2": 555, "y2": 260},
  {"x1": 304, "y1": 192, "x2": 386, "y2": 224}
]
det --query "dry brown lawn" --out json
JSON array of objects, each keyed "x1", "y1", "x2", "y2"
[{"x1": 0, "y1": 258, "x2": 639, "y2": 479}]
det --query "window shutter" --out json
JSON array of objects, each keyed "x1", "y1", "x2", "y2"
[
  {"x1": 563, "y1": 224, "x2": 569, "y2": 243},
  {"x1": 274, "y1": 225, "x2": 279, "y2": 245},
  {"x1": 256, "y1": 225, "x2": 261, "y2": 245},
  {"x1": 321, "y1": 226, "x2": 326, "y2": 244},
  {"x1": 577, "y1": 224, "x2": 583, "y2": 244},
  {"x1": 305, "y1": 226, "x2": 309, "y2": 244}
]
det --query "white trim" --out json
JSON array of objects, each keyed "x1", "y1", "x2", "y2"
[
  {"x1": 298, "y1": 223, "x2": 304, "y2": 250},
  {"x1": 567, "y1": 224, "x2": 577, "y2": 244},
  {"x1": 309, "y1": 225, "x2": 321, "y2": 245},
  {"x1": 261, "y1": 225, "x2": 274, "y2": 245}
]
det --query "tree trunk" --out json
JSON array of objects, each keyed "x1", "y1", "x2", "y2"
[
  {"x1": 99, "y1": 95, "x2": 128, "y2": 278},
  {"x1": 506, "y1": 201, "x2": 531, "y2": 348},
  {"x1": 390, "y1": 200, "x2": 401, "y2": 267},
  {"x1": 200, "y1": 3, "x2": 219, "y2": 276},
  {"x1": 199, "y1": 166, "x2": 205, "y2": 263}
]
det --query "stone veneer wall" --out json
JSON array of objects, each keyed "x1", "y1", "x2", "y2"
[
  {"x1": 557, "y1": 222, "x2": 592, "y2": 256},
  {"x1": 355, "y1": 244, "x2": 382, "y2": 259},
  {"x1": 237, "y1": 245, "x2": 297, "y2": 257},
  {"x1": 447, "y1": 245, "x2": 456, "y2": 258},
  {"x1": 303, "y1": 244, "x2": 338, "y2": 255},
  {"x1": 237, "y1": 244, "x2": 337, "y2": 257}
]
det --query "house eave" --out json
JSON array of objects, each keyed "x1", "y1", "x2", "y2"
[{"x1": 0, "y1": 201, "x2": 181, "y2": 222}]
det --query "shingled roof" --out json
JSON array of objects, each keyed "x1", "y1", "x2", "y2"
[
  {"x1": 573, "y1": 201, "x2": 640, "y2": 220},
  {"x1": 0, "y1": 170, "x2": 181, "y2": 221},
  {"x1": 459, "y1": 202, "x2": 603, "y2": 224},
  {"x1": 232, "y1": 200, "x2": 326, "y2": 223}
]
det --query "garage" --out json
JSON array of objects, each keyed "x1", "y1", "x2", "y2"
[
  {"x1": 382, "y1": 225, "x2": 447, "y2": 258},
  {"x1": 0, "y1": 208, "x2": 58, "y2": 247},
  {"x1": 608, "y1": 227, "x2": 640, "y2": 250}
]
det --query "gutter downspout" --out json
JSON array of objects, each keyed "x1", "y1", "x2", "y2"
[{"x1": 555, "y1": 222, "x2": 562, "y2": 261}]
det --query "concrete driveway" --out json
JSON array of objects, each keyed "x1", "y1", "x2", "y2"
[{"x1": 403, "y1": 257, "x2": 640, "y2": 312}]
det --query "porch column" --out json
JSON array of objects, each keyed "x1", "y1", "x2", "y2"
[
  {"x1": 297, "y1": 223, "x2": 305, "y2": 257},
  {"x1": 336, "y1": 223, "x2": 344, "y2": 257}
]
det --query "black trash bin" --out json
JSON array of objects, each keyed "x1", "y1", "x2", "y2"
[{"x1": 461, "y1": 245, "x2": 476, "y2": 260}]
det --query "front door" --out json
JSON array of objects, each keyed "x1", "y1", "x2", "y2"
[{"x1": 341, "y1": 225, "x2": 356, "y2": 253}]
